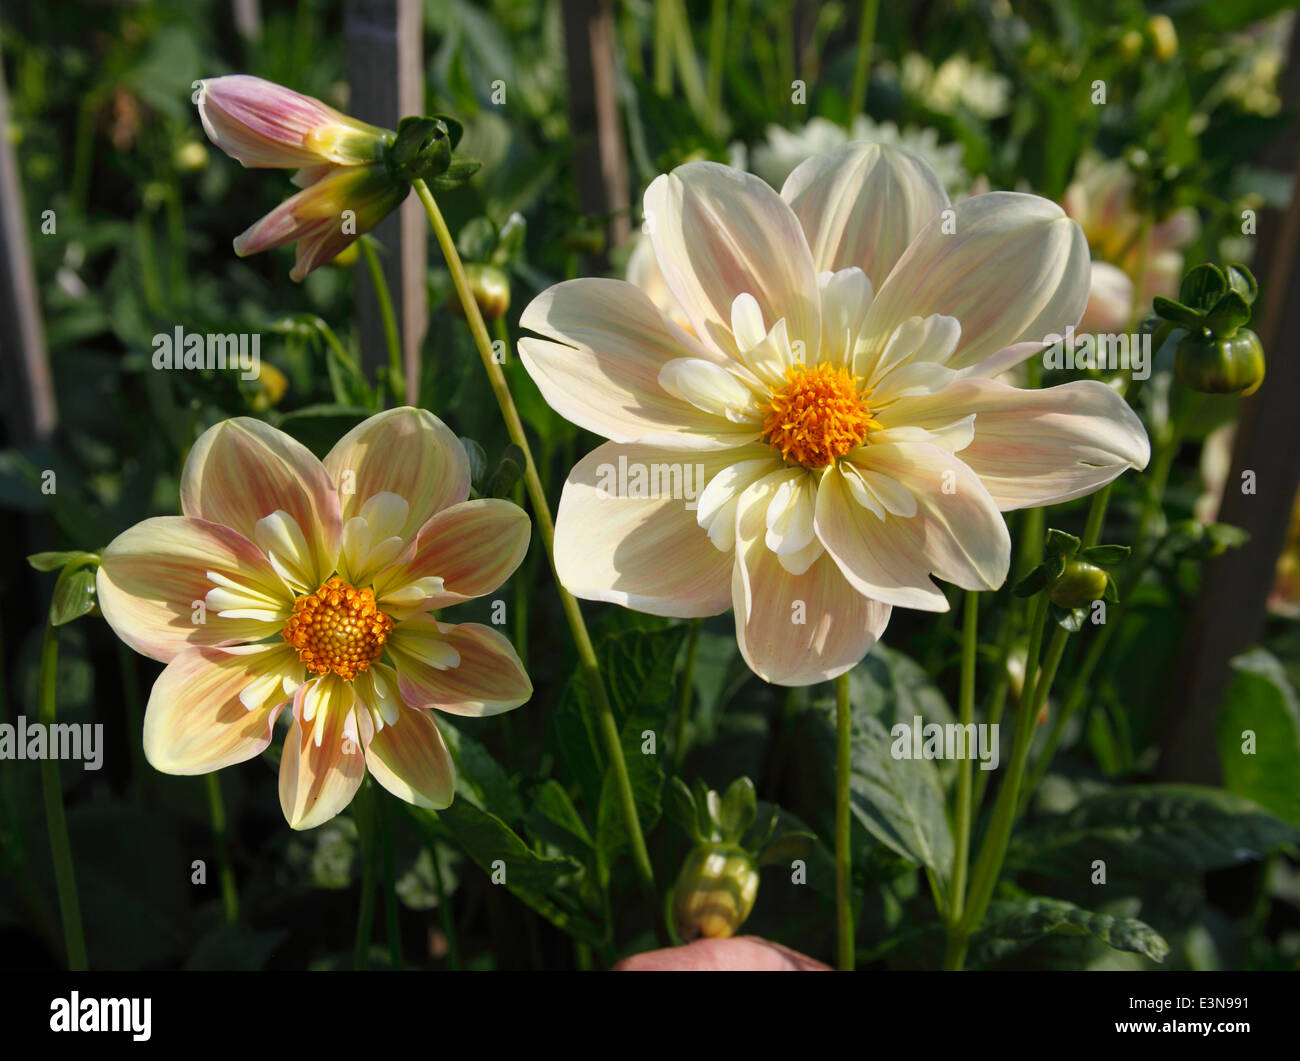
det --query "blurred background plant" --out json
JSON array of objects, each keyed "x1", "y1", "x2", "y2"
[{"x1": 0, "y1": 0, "x2": 1298, "y2": 972}]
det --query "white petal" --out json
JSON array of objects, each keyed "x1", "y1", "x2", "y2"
[
  {"x1": 818, "y1": 268, "x2": 874, "y2": 368},
  {"x1": 695, "y1": 457, "x2": 784, "y2": 551},
  {"x1": 658, "y1": 358, "x2": 762, "y2": 423}
]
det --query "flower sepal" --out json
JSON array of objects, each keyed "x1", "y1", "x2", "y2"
[
  {"x1": 387, "y1": 114, "x2": 481, "y2": 189},
  {"x1": 1014, "y1": 529, "x2": 1128, "y2": 630}
]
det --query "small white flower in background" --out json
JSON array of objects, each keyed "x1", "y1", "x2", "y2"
[
  {"x1": 522, "y1": 143, "x2": 1149, "y2": 686},
  {"x1": 897, "y1": 53, "x2": 1011, "y2": 120}
]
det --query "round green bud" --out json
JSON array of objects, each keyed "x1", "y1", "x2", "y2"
[
  {"x1": 1174, "y1": 328, "x2": 1265, "y2": 395},
  {"x1": 449, "y1": 262, "x2": 511, "y2": 322},
  {"x1": 670, "y1": 843, "x2": 759, "y2": 941},
  {"x1": 1049, "y1": 559, "x2": 1109, "y2": 609}
]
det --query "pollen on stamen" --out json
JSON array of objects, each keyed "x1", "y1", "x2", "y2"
[
  {"x1": 281, "y1": 576, "x2": 393, "y2": 681},
  {"x1": 760, "y1": 362, "x2": 879, "y2": 468}
]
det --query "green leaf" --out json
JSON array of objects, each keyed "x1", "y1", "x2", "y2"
[
  {"x1": 1152, "y1": 295, "x2": 1205, "y2": 328},
  {"x1": 429, "y1": 801, "x2": 603, "y2": 945},
  {"x1": 1226, "y1": 264, "x2": 1258, "y2": 305},
  {"x1": 459, "y1": 436, "x2": 488, "y2": 487},
  {"x1": 1179, "y1": 263, "x2": 1227, "y2": 310},
  {"x1": 525, "y1": 780, "x2": 594, "y2": 858},
  {"x1": 429, "y1": 156, "x2": 483, "y2": 191},
  {"x1": 970, "y1": 897, "x2": 1169, "y2": 966},
  {"x1": 1006, "y1": 785, "x2": 1300, "y2": 879},
  {"x1": 665, "y1": 777, "x2": 701, "y2": 841},
  {"x1": 439, "y1": 722, "x2": 525, "y2": 824},
  {"x1": 1080, "y1": 544, "x2": 1130, "y2": 565},
  {"x1": 1218, "y1": 649, "x2": 1300, "y2": 826},
  {"x1": 27, "y1": 550, "x2": 95, "y2": 573},
  {"x1": 50, "y1": 567, "x2": 97, "y2": 626},
  {"x1": 1044, "y1": 528, "x2": 1081, "y2": 557},
  {"x1": 848, "y1": 713, "x2": 953, "y2": 895},
  {"x1": 486, "y1": 444, "x2": 525, "y2": 498},
  {"x1": 755, "y1": 831, "x2": 815, "y2": 868},
  {"x1": 717, "y1": 777, "x2": 757, "y2": 841},
  {"x1": 1203, "y1": 291, "x2": 1252, "y2": 337},
  {"x1": 1013, "y1": 562, "x2": 1051, "y2": 598}
]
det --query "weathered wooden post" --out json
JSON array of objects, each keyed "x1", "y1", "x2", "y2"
[
  {"x1": 345, "y1": 0, "x2": 428, "y2": 401},
  {"x1": 561, "y1": 0, "x2": 631, "y2": 270},
  {"x1": 0, "y1": 47, "x2": 57, "y2": 447}
]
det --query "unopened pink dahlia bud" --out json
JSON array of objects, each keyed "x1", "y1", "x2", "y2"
[{"x1": 197, "y1": 75, "x2": 391, "y2": 170}]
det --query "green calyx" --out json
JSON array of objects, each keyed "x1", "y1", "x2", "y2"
[
  {"x1": 385, "y1": 114, "x2": 482, "y2": 189},
  {"x1": 1014, "y1": 530, "x2": 1128, "y2": 629},
  {"x1": 1153, "y1": 262, "x2": 1266, "y2": 396}
]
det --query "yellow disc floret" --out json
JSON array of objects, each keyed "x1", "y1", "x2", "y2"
[
  {"x1": 761, "y1": 362, "x2": 879, "y2": 468},
  {"x1": 282, "y1": 577, "x2": 393, "y2": 681}
]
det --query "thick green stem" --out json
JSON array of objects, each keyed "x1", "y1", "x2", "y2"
[
  {"x1": 948, "y1": 591, "x2": 980, "y2": 928},
  {"x1": 847, "y1": 0, "x2": 879, "y2": 125},
  {"x1": 413, "y1": 179, "x2": 662, "y2": 933},
  {"x1": 205, "y1": 773, "x2": 239, "y2": 925},
  {"x1": 353, "y1": 782, "x2": 377, "y2": 970},
  {"x1": 834, "y1": 671, "x2": 854, "y2": 970},
  {"x1": 672, "y1": 619, "x2": 702, "y2": 773},
  {"x1": 358, "y1": 236, "x2": 405, "y2": 404},
  {"x1": 38, "y1": 610, "x2": 87, "y2": 970}
]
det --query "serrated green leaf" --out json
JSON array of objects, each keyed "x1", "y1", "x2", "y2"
[
  {"x1": 848, "y1": 712, "x2": 953, "y2": 895},
  {"x1": 524, "y1": 780, "x2": 593, "y2": 858},
  {"x1": 971, "y1": 896, "x2": 1169, "y2": 966},
  {"x1": 439, "y1": 721, "x2": 525, "y2": 824},
  {"x1": 1006, "y1": 785, "x2": 1300, "y2": 878}
]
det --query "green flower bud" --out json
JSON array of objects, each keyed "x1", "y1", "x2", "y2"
[
  {"x1": 449, "y1": 262, "x2": 511, "y2": 322},
  {"x1": 1174, "y1": 328, "x2": 1265, "y2": 395},
  {"x1": 1049, "y1": 559, "x2": 1109, "y2": 609},
  {"x1": 670, "y1": 843, "x2": 759, "y2": 941}
]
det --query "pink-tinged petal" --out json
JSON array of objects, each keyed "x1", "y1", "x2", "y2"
[
  {"x1": 143, "y1": 643, "x2": 297, "y2": 773},
  {"x1": 374, "y1": 498, "x2": 530, "y2": 613},
  {"x1": 391, "y1": 619, "x2": 532, "y2": 717},
  {"x1": 97, "y1": 516, "x2": 291, "y2": 662},
  {"x1": 555, "y1": 441, "x2": 764, "y2": 617},
  {"x1": 812, "y1": 465, "x2": 951, "y2": 611},
  {"x1": 890, "y1": 378, "x2": 1150, "y2": 510},
  {"x1": 1078, "y1": 261, "x2": 1135, "y2": 335},
  {"x1": 732, "y1": 474, "x2": 891, "y2": 686},
  {"x1": 519, "y1": 278, "x2": 757, "y2": 448},
  {"x1": 862, "y1": 192, "x2": 1091, "y2": 373},
  {"x1": 626, "y1": 235, "x2": 693, "y2": 332},
  {"x1": 855, "y1": 442, "x2": 1011, "y2": 591},
  {"x1": 279, "y1": 676, "x2": 367, "y2": 830},
  {"x1": 198, "y1": 75, "x2": 389, "y2": 169},
  {"x1": 644, "y1": 163, "x2": 822, "y2": 360},
  {"x1": 361, "y1": 698, "x2": 456, "y2": 810},
  {"x1": 782, "y1": 142, "x2": 950, "y2": 285},
  {"x1": 181, "y1": 416, "x2": 342, "y2": 588},
  {"x1": 323, "y1": 407, "x2": 470, "y2": 540},
  {"x1": 232, "y1": 164, "x2": 405, "y2": 262}
]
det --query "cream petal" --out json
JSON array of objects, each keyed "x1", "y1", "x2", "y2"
[
  {"x1": 855, "y1": 442, "x2": 1011, "y2": 591},
  {"x1": 98, "y1": 516, "x2": 291, "y2": 662},
  {"x1": 894, "y1": 377, "x2": 1150, "y2": 510},
  {"x1": 813, "y1": 463, "x2": 950, "y2": 610},
  {"x1": 181, "y1": 416, "x2": 341, "y2": 588},
  {"x1": 519, "y1": 278, "x2": 752, "y2": 447},
  {"x1": 373, "y1": 498, "x2": 530, "y2": 615},
  {"x1": 861, "y1": 192, "x2": 1091, "y2": 372},
  {"x1": 859, "y1": 313, "x2": 962, "y2": 388},
  {"x1": 657, "y1": 358, "x2": 763, "y2": 423},
  {"x1": 393, "y1": 621, "x2": 532, "y2": 717},
  {"x1": 695, "y1": 457, "x2": 785, "y2": 551},
  {"x1": 556, "y1": 442, "x2": 771, "y2": 616},
  {"x1": 644, "y1": 162, "x2": 822, "y2": 360},
  {"x1": 362, "y1": 695, "x2": 456, "y2": 810},
  {"x1": 764, "y1": 470, "x2": 817, "y2": 555},
  {"x1": 782, "y1": 142, "x2": 950, "y2": 284},
  {"x1": 279, "y1": 675, "x2": 366, "y2": 830},
  {"x1": 732, "y1": 474, "x2": 891, "y2": 686},
  {"x1": 387, "y1": 614, "x2": 463, "y2": 672},
  {"x1": 818, "y1": 268, "x2": 874, "y2": 368},
  {"x1": 323, "y1": 407, "x2": 470, "y2": 541},
  {"x1": 253, "y1": 509, "x2": 317, "y2": 592},
  {"x1": 143, "y1": 643, "x2": 297, "y2": 774}
]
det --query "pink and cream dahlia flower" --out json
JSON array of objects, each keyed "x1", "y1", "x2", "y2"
[
  {"x1": 520, "y1": 143, "x2": 1150, "y2": 686},
  {"x1": 97, "y1": 407, "x2": 532, "y2": 828}
]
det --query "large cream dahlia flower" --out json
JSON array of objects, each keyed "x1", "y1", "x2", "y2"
[
  {"x1": 519, "y1": 143, "x2": 1150, "y2": 686},
  {"x1": 97, "y1": 407, "x2": 532, "y2": 829}
]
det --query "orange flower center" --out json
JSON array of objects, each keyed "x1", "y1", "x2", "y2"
[
  {"x1": 281, "y1": 577, "x2": 393, "y2": 681},
  {"x1": 760, "y1": 362, "x2": 879, "y2": 468}
]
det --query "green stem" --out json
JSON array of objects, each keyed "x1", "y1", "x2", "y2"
[
  {"x1": 951, "y1": 594, "x2": 1051, "y2": 962},
  {"x1": 834, "y1": 670, "x2": 854, "y2": 970},
  {"x1": 37, "y1": 603, "x2": 87, "y2": 970},
  {"x1": 948, "y1": 591, "x2": 979, "y2": 928},
  {"x1": 205, "y1": 773, "x2": 239, "y2": 925},
  {"x1": 359, "y1": 236, "x2": 405, "y2": 405},
  {"x1": 413, "y1": 179, "x2": 662, "y2": 934},
  {"x1": 428, "y1": 837, "x2": 461, "y2": 969},
  {"x1": 673, "y1": 618, "x2": 703, "y2": 773},
  {"x1": 653, "y1": 0, "x2": 674, "y2": 95},
  {"x1": 380, "y1": 795, "x2": 403, "y2": 970},
  {"x1": 353, "y1": 782, "x2": 377, "y2": 970},
  {"x1": 847, "y1": 0, "x2": 879, "y2": 125}
]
